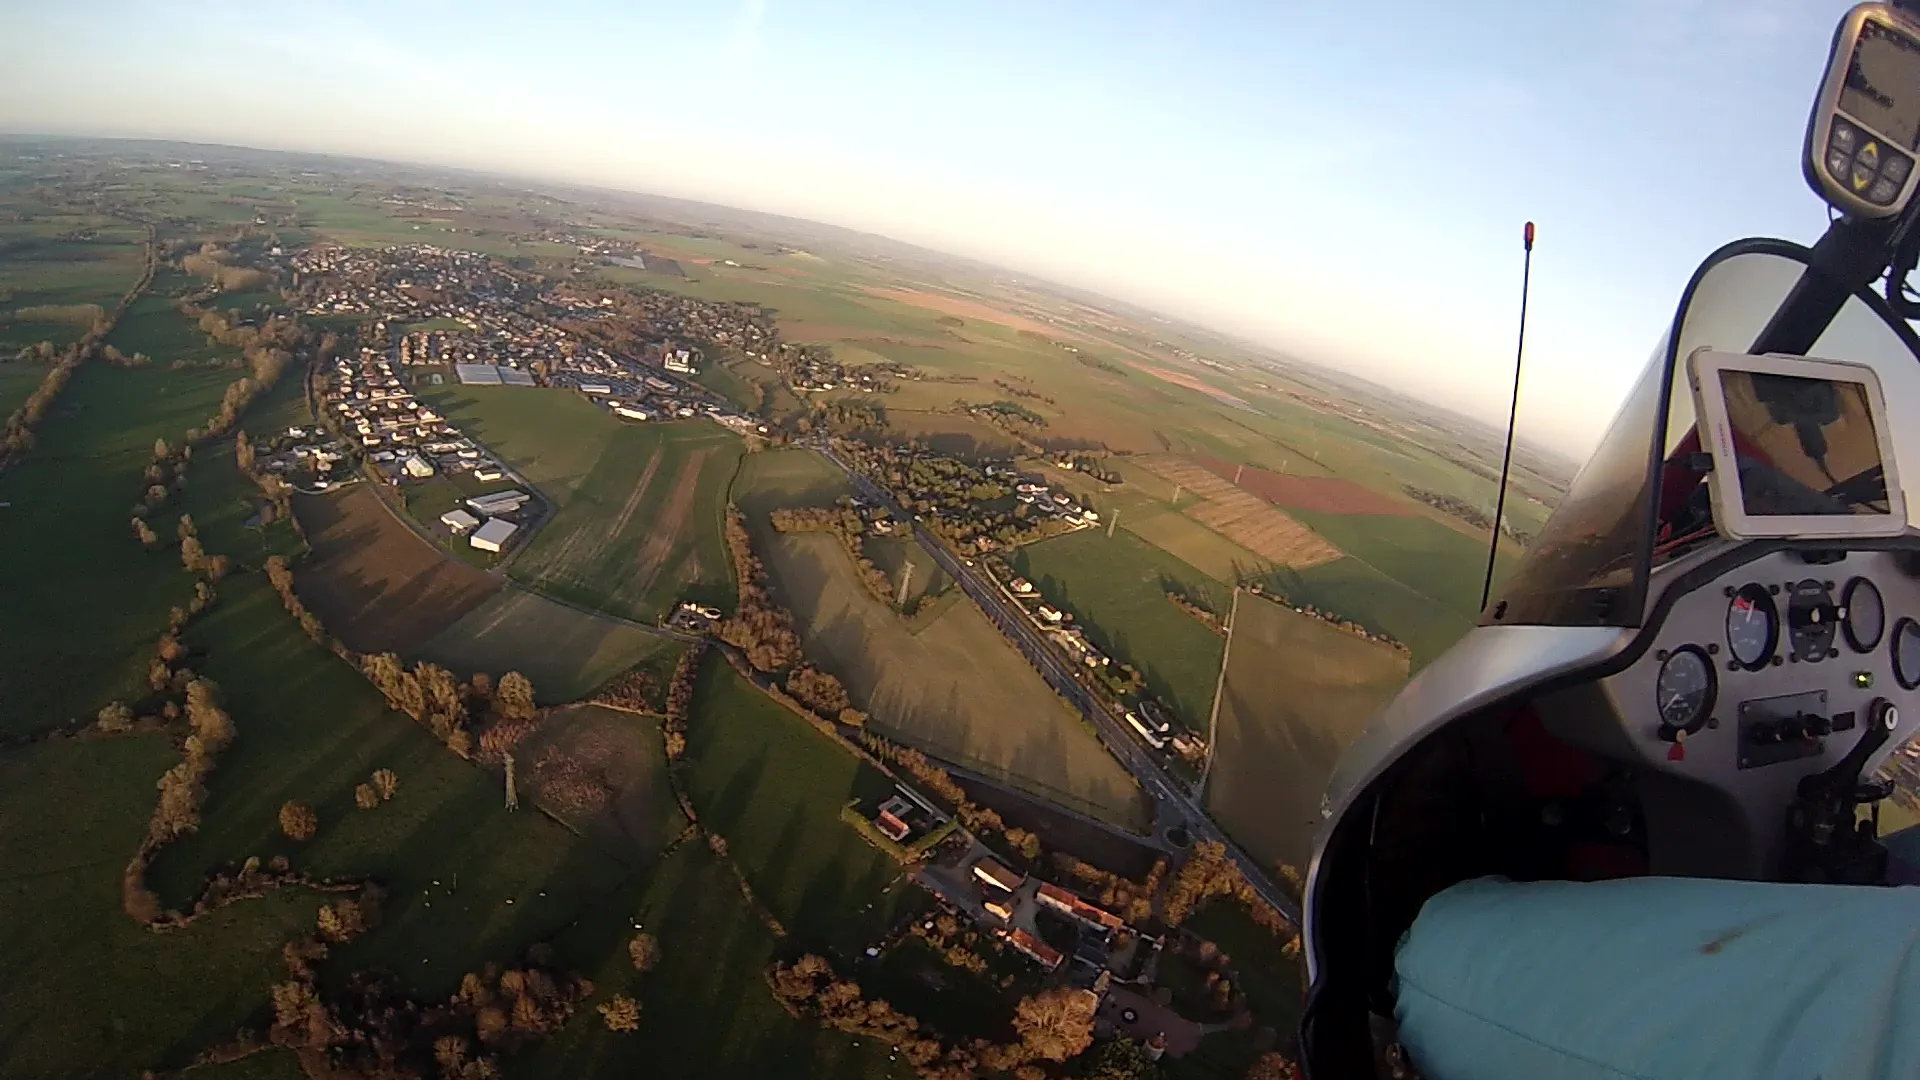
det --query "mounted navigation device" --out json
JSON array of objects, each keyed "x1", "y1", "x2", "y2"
[
  {"x1": 1807, "y1": 4, "x2": 1920, "y2": 218},
  {"x1": 1685, "y1": 348, "x2": 1905, "y2": 540}
]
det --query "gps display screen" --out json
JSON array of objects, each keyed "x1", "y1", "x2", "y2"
[
  {"x1": 1719, "y1": 370, "x2": 1890, "y2": 517},
  {"x1": 1841, "y1": 20, "x2": 1920, "y2": 150}
]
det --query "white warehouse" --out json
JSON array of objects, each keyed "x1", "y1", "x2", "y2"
[{"x1": 469, "y1": 518, "x2": 519, "y2": 553}]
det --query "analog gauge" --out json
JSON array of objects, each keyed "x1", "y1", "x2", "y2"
[
  {"x1": 1726, "y1": 584, "x2": 1778, "y2": 670},
  {"x1": 1787, "y1": 579, "x2": 1839, "y2": 662},
  {"x1": 1656, "y1": 647, "x2": 1716, "y2": 733},
  {"x1": 1842, "y1": 577, "x2": 1886, "y2": 653},
  {"x1": 1895, "y1": 618, "x2": 1920, "y2": 691}
]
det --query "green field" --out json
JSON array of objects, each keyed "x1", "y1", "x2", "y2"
[
  {"x1": 0, "y1": 734, "x2": 327, "y2": 1078},
  {"x1": 730, "y1": 446, "x2": 854, "y2": 518},
  {"x1": 1122, "y1": 507, "x2": 1274, "y2": 584},
  {"x1": 1291, "y1": 509, "x2": 1515, "y2": 624},
  {"x1": 511, "y1": 421, "x2": 743, "y2": 622},
  {"x1": 0, "y1": 363, "x2": 242, "y2": 736},
  {"x1": 414, "y1": 587, "x2": 686, "y2": 705},
  {"x1": 1264, "y1": 557, "x2": 1473, "y2": 670},
  {"x1": 681, "y1": 661, "x2": 924, "y2": 951},
  {"x1": 1205, "y1": 591, "x2": 1408, "y2": 876},
  {"x1": 512, "y1": 841, "x2": 910, "y2": 1080},
  {"x1": 1012, "y1": 528, "x2": 1228, "y2": 732},
  {"x1": 0, "y1": 222, "x2": 145, "y2": 317},
  {"x1": 106, "y1": 295, "x2": 239, "y2": 365},
  {"x1": 0, "y1": 361, "x2": 45, "y2": 417},
  {"x1": 419, "y1": 385, "x2": 626, "y2": 504},
  {"x1": 764, "y1": 530, "x2": 1149, "y2": 828},
  {"x1": 418, "y1": 386, "x2": 746, "y2": 620}
]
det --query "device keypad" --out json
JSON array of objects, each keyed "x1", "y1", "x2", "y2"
[{"x1": 1828, "y1": 115, "x2": 1914, "y2": 207}]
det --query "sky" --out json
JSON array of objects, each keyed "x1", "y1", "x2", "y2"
[{"x1": 0, "y1": 0, "x2": 1865, "y2": 459}]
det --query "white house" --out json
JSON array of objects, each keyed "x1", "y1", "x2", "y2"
[
  {"x1": 614, "y1": 406, "x2": 652, "y2": 421},
  {"x1": 469, "y1": 517, "x2": 519, "y2": 553},
  {"x1": 1037, "y1": 604, "x2": 1064, "y2": 623},
  {"x1": 402, "y1": 454, "x2": 435, "y2": 479}
]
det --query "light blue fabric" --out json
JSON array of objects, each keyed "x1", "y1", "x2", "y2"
[{"x1": 1393, "y1": 875, "x2": 1920, "y2": 1080}]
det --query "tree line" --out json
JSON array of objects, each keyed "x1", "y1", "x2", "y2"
[
  {"x1": 2, "y1": 221, "x2": 158, "y2": 463},
  {"x1": 769, "y1": 504, "x2": 896, "y2": 606},
  {"x1": 769, "y1": 954, "x2": 1099, "y2": 1079}
]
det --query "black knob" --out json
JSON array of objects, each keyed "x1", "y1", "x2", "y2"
[{"x1": 1803, "y1": 713, "x2": 1834, "y2": 737}]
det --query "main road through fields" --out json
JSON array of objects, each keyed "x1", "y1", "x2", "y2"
[{"x1": 811, "y1": 441, "x2": 1303, "y2": 926}]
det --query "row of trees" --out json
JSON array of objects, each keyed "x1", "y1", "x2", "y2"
[
  {"x1": 123, "y1": 670, "x2": 240, "y2": 923},
  {"x1": 1, "y1": 340, "x2": 84, "y2": 456},
  {"x1": 4, "y1": 222, "x2": 157, "y2": 462},
  {"x1": 770, "y1": 955, "x2": 1098, "y2": 1079},
  {"x1": 1166, "y1": 590, "x2": 1225, "y2": 636},
  {"x1": 659, "y1": 644, "x2": 704, "y2": 761},
  {"x1": 1052, "y1": 853, "x2": 1169, "y2": 925},
  {"x1": 769, "y1": 505, "x2": 896, "y2": 605},
  {"x1": 718, "y1": 508, "x2": 804, "y2": 672},
  {"x1": 1163, "y1": 841, "x2": 1298, "y2": 944}
]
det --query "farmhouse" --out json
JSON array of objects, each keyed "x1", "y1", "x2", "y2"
[
  {"x1": 972, "y1": 858, "x2": 1024, "y2": 894},
  {"x1": 1035, "y1": 883, "x2": 1126, "y2": 931},
  {"x1": 1036, "y1": 604, "x2": 1064, "y2": 623},
  {"x1": 469, "y1": 518, "x2": 519, "y2": 553},
  {"x1": 1004, "y1": 929, "x2": 1064, "y2": 971},
  {"x1": 440, "y1": 508, "x2": 481, "y2": 533},
  {"x1": 1010, "y1": 577, "x2": 1035, "y2": 595}
]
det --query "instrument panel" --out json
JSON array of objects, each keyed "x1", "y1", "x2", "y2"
[{"x1": 1542, "y1": 549, "x2": 1920, "y2": 877}]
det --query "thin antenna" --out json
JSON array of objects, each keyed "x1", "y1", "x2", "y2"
[{"x1": 1481, "y1": 221, "x2": 1535, "y2": 614}]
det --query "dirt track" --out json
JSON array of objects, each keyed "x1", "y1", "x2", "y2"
[{"x1": 292, "y1": 487, "x2": 501, "y2": 654}]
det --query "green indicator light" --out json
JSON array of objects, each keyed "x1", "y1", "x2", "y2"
[{"x1": 1856, "y1": 671, "x2": 1875, "y2": 689}]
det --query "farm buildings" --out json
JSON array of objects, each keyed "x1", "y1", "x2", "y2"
[{"x1": 470, "y1": 518, "x2": 519, "y2": 553}]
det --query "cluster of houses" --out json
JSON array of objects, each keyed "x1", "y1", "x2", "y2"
[
  {"x1": 252, "y1": 425, "x2": 352, "y2": 492},
  {"x1": 1004, "y1": 575, "x2": 1115, "y2": 672},
  {"x1": 324, "y1": 346, "x2": 499, "y2": 483},
  {"x1": 1013, "y1": 480, "x2": 1099, "y2": 528},
  {"x1": 962, "y1": 854, "x2": 1150, "y2": 987}
]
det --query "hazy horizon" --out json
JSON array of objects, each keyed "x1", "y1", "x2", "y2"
[{"x1": 1, "y1": 0, "x2": 1849, "y2": 459}]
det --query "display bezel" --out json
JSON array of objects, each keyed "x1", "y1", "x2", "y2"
[
  {"x1": 1686, "y1": 348, "x2": 1907, "y2": 541},
  {"x1": 1807, "y1": 4, "x2": 1920, "y2": 218}
]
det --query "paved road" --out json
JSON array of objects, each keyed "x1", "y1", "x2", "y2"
[{"x1": 811, "y1": 441, "x2": 1302, "y2": 926}]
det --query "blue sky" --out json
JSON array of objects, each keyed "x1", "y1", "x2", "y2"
[{"x1": 0, "y1": 0, "x2": 1856, "y2": 457}]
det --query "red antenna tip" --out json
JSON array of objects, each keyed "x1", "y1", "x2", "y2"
[{"x1": 1523, "y1": 221, "x2": 1536, "y2": 250}]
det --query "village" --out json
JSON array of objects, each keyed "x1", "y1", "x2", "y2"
[{"x1": 270, "y1": 243, "x2": 773, "y2": 556}]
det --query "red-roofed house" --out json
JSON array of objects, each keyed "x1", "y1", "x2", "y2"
[
  {"x1": 1036, "y1": 882, "x2": 1126, "y2": 930},
  {"x1": 1005, "y1": 929, "x2": 1063, "y2": 971}
]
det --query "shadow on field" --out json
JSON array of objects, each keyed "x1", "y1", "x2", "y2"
[{"x1": 292, "y1": 489, "x2": 499, "y2": 654}]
